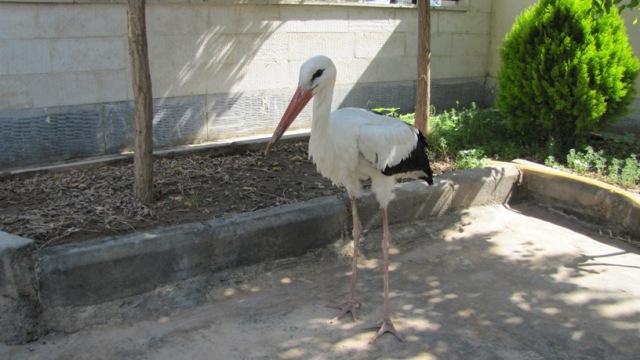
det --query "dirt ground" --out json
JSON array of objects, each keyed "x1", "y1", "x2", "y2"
[{"x1": 0, "y1": 140, "x2": 452, "y2": 247}]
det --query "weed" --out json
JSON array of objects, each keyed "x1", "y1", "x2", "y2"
[
  {"x1": 561, "y1": 146, "x2": 638, "y2": 189},
  {"x1": 593, "y1": 151, "x2": 608, "y2": 177},
  {"x1": 567, "y1": 148, "x2": 593, "y2": 175},
  {"x1": 544, "y1": 156, "x2": 563, "y2": 169},
  {"x1": 620, "y1": 156, "x2": 640, "y2": 188},
  {"x1": 372, "y1": 107, "x2": 400, "y2": 118},
  {"x1": 372, "y1": 104, "x2": 639, "y2": 192},
  {"x1": 609, "y1": 158, "x2": 622, "y2": 183},
  {"x1": 456, "y1": 149, "x2": 488, "y2": 170}
]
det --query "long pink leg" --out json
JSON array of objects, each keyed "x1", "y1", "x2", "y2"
[
  {"x1": 368, "y1": 207, "x2": 405, "y2": 343},
  {"x1": 329, "y1": 196, "x2": 363, "y2": 322}
]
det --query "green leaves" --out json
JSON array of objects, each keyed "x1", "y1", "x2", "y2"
[
  {"x1": 375, "y1": 103, "x2": 639, "y2": 190},
  {"x1": 497, "y1": 0, "x2": 640, "y2": 151}
]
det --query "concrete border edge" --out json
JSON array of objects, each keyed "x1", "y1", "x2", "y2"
[{"x1": 493, "y1": 159, "x2": 640, "y2": 239}]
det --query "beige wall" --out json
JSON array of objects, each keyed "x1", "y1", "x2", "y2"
[
  {"x1": 487, "y1": 0, "x2": 530, "y2": 78},
  {"x1": 0, "y1": 0, "x2": 492, "y2": 111},
  {"x1": 1, "y1": 0, "x2": 638, "y2": 111},
  {"x1": 622, "y1": 8, "x2": 640, "y2": 98},
  {"x1": 0, "y1": 3, "x2": 129, "y2": 110},
  {"x1": 0, "y1": 0, "x2": 494, "y2": 168},
  {"x1": 1, "y1": 0, "x2": 638, "y2": 168}
]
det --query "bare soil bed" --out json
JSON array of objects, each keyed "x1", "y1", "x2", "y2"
[{"x1": 0, "y1": 141, "x2": 452, "y2": 248}]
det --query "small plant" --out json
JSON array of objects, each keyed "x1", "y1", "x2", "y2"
[
  {"x1": 183, "y1": 191, "x2": 210, "y2": 208},
  {"x1": 608, "y1": 158, "x2": 622, "y2": 183},
  {"x1": 554, "y1": 145, "x2": 639, "y2": 189},
  {"x1": 620, "y1": 156, "x2": 640, "y2": 187},
  {"x1": 544, "y1": 155, "x2": 564, "y2": 169},
  {"x1": 593, "y1": 151, "x2": 608, "y2": 177},
  {"x1": 372, "y1": 107, "x2": 400, "y2": 118},
  {"x1": 372, "y1": 107, "x2": 416, "y2": 126},
  {"x1": 565, "y1": 146, "x2": 607, "y2": 175},
  {"x1": 566, "y1": 149, "x2": 589, "y2": 175},
  {"x1": 456, "y1": 149, "x2": 488, "y2": 170},
  {"x1": 604, "y1": 155, "x2": 640, "y2": 188},
  {"x1": 398, "y1": 112, "x2": 415, "y2": 125}
]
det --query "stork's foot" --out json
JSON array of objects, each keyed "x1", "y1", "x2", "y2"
[
  {"x1": 327, "y1": 299, "x2": 362, "y2": 323},
  {"x1": 365, "y1": 318, "x2": 405, "y2": 344}
]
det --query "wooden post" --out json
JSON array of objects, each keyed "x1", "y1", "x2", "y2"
[
  {"x1": 416, "y1": 0, "x2": 431, "y2": 135},
  {"x1": 127, "y1": 0, "x2": 154, "y2": 204}
]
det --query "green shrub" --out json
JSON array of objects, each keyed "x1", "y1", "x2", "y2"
[
  {"x1": 373, "y1": 104, "x2": 639, "y2": 191},
  {"x1": 427, "y1": 104, "x2": 523, "y2": 160},
  {"x1": 497, "y1": 0, "x2": 640, "y2": 150}
]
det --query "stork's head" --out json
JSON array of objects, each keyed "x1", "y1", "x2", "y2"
[
  {"x1": 298, "y1": 55, "x2": 336, "y2": 94},
  {"x1": 264, "y1": 56, "x2": 336, "y2": 155}
]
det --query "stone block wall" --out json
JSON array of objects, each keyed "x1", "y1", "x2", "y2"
[{"x1": 0, "y1": 0, "x2": 494, "y2": 169}]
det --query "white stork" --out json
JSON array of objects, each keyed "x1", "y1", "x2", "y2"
[{"x1": 264, "y1": 55, "x2": 433, "y2": 344}]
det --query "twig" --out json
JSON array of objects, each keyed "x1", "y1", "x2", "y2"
[{"x1": 246, "y1": 167, "x2": 275, "y2": 173}]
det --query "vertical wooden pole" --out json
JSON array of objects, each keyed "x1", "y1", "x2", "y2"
[
  {"x1": 416, "y1": 0, "x2": 431, "y2": 134},
  {"x1": 127, "y1": 0, "x2": 154, "y2": 204}
]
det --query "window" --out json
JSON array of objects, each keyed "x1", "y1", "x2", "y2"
[
  {"x1": 350, "y1": 1, "x2": 465, "y2": 10},
  {"x1": 367, "y1": 1, "x2": 458, "y2": 6}
]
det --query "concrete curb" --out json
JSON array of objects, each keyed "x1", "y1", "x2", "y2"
[
  {"x1": 35, "y1": 165, "x2": 521, "y2": 308},
  {"x1": 494, "y1": 159, "x2": 640, "y2": 239},
  {"x1": 3, "y1": 159, "x2": 639, "y2": 345},
  {"x1": 0, "y1": 164, "x2": 520, "y2": 344},
  {"x1": 35, "y1": 196, "x2": 349, "y2": 308},
  {"x1": 0, "y1": 233, "x2": 40, "y2": 345}
]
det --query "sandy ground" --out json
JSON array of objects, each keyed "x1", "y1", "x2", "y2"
[{"x1": 1, "y1": 203, "x2": 639, "y2": 359}]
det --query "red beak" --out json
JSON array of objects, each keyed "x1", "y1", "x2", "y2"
[{"x1": 264, "y1": 86, "x2": 314, "y2": 155}]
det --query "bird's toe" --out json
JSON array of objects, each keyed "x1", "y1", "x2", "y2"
[
  {"x1": 365, "y1": 319, "x2": 405, "y2": 344},
  {"x1": 327, "y1": 300, "x2": 362, "y2": 323}
]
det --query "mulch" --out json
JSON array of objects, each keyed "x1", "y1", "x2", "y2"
[{"x1": 0, "y1": 141, "x2": 452, "y2": 248}]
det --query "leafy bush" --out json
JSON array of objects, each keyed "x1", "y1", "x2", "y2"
[
  {"x1": 497, "y1": 0, "x2": 640, "y2": 150},
  {"x1": 375, "y1": 104, "x2": 549, "y2": 161},
  {"x1": 426, "y1": 104, "x2": 550, "y2": 161},
  {"x1": 373, "y1": 104, "x2": 639, "y2": 188}
]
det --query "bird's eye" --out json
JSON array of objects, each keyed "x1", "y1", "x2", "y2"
[{"x1": 311, "y1": 69, "x2": 324, "y2": 81}]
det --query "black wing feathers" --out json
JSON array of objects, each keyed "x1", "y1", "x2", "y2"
[{"x1": 381, "y1": 127, "x2": 434, "y2": 185}]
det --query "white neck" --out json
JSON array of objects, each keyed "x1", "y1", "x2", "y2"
[{"x1": 311, "y1": 85, "x2": 334, "y2": 136}]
